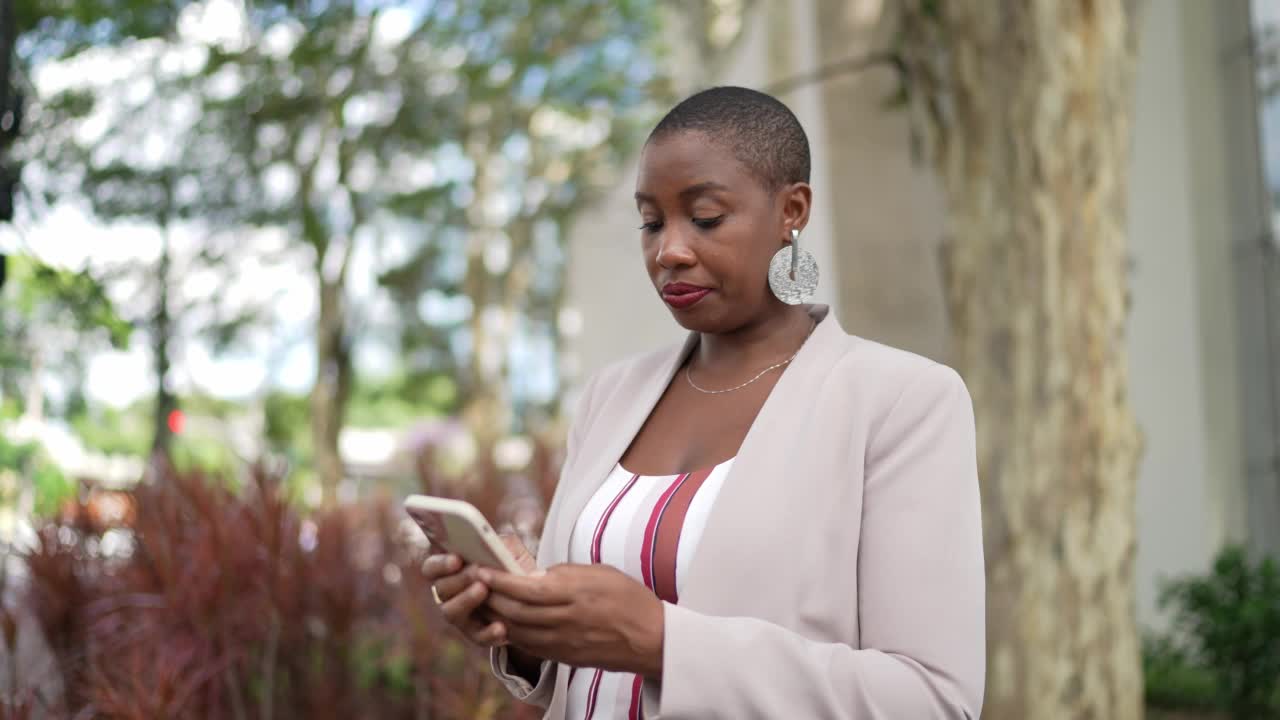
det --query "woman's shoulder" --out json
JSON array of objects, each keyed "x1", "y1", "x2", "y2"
[
  {"x1": 832, "y1": 335, "x2": 973, "y2": 425},
  {"x1": 810, "y1": 308, "x2": 966, "y2": 400},
  {"x1": 837, "y1": 335, "x2": 954, "y2": 386}
]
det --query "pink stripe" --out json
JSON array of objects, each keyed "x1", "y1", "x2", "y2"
[
  {"x1": 623, "y1": 474, "x2": 686, "y2": 720},
  {"x1": 581, "y1": 474, "x2": 638, "y2": 718},
  {"x1": 627, "y1": 675, "x2": 644, "y2": 720},
  {"x1": 583, "y1": 668, "x2": 604, "y2": 719},
  {"x1": 640, "y1": 473, "x2": 688, "y2": 589},
  {"x1": 592, "y1": 474, "x2": 639, "y2": 564}
]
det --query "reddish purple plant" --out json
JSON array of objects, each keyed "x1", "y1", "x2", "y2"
[{"x1": 15, "y1": 446, "x2": 560, "y2": 719}]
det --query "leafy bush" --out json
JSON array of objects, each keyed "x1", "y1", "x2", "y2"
[
  {"x1": 30, "y1": 461, "x2": 75, "y2": 518},
  {"x1": 0, "y1": 434, "x2": 76, "y2": 518},
  {"x1": 9, "y1": 445, "x2": 562, "y2": 719},
  {"x1": 69, "y1": 405, "x2": 152, "y2": 458},
  {"x1": 1144, "y1": 633, "x2": 1220, "y2": 712},
  {"x1": 1151, "y1": 546, "x2": 1280, "y2": 719}
]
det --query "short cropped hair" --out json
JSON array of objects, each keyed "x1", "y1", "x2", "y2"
[{"x1": 647, "y1": 86, "x2": 811, "y2": 191}]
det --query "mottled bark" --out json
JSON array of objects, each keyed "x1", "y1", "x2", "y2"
[
  {"x1": 898, "y1": 1, "x2": 1146, "y2": 718},
  {"x1": 151, "y1": 232, "x2": 176, "y2": 457},
  {"x1": 311, "y1": 275, "x2": 351, "y2": 506},
  {"x1": 303, "y1": 130, "x2": 355, "y2": 506}
]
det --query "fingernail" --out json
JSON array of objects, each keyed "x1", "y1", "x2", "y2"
[
  {"x1": 531, "y1": 568, "x2": 547, "y2": 577},
  {"x1": 477, "y1": 569, "x2": 492, "y2": 583},
  {"x1": 446, "y1": 554, "x2": 460, "y2": 569}
]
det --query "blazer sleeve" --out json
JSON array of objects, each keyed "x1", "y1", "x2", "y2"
[
  {"x1": 648, "y1": 363, "x2": 986, "y2": 719},
  {"x1": 490, "y1": 369, "x2": 603, "y2": 707}
]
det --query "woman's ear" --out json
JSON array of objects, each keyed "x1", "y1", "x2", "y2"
[{"x1": 780, "y1": 182, "x2": 813, "y2": 238}]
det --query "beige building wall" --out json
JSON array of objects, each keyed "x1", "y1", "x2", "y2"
[{"x1": 813, "y1": 0, "x2": 950, "y2": 361}]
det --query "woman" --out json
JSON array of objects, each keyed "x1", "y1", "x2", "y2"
[{"x1": 423, "y1": 86, "x2": 985, "y2": 719}]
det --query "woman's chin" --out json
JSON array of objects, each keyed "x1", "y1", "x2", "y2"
[{"x1": 665, "y1": 303, "x2": 731, "y2": 334}]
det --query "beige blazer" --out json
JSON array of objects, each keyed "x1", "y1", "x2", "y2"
[{"x1": 493, "y1": 305, "x2": 985, "y2": 719}]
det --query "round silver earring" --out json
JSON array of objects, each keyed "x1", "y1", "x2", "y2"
[{"x1": 768, "y1": 228, "x2": 819, "y2": 304}]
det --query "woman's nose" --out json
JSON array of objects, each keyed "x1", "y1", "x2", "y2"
[{"x1": 656, "y1": 228, "x2": 697, "y2": 269}]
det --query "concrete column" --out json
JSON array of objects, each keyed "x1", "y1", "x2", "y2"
[{"x1": 811, "y1": 0, "x2": 950, "y2": 360}]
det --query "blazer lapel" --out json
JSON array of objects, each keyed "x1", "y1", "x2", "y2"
[
  {"x1": 546, "y1": 305, "x2": 850, "y2": 594},
  {"x1": 547, "y1": 332, "x2": 698, "y2": 564},
  {"x1": 675, "y1": 306, "x2": 852, "y2": 610},
  {"x1": 542, "y1": 305, "x2": 850, "y2": 720}
]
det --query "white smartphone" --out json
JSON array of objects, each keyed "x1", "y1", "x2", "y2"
[{"x1": 404, "y1": 495, "x2": 528, "y2": 575}]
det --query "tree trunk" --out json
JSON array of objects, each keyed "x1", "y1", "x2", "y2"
[
  {"x1": 21, "y1": 346, "x2": 42, "y2": 422},
  {"x1": 898, "y1": 1, "x2": 1146, "y2": 717},
  {"x1": 311, "y1": 277, "x2": 351, "y2": 506},
  {"x1": 460, "y1": 142, "x2": 511, "y2": 450},
  {"x1": 151, "y1": 231, "x2": 176, "y2": 457}
]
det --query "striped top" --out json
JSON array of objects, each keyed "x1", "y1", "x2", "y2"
[{"x1": 564, "y1": 459, "x2": 734, "y2": 720}]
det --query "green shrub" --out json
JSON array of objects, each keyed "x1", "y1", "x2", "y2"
[
  {"x1": 0, "y1": 434, "x2": 77, "y2": 518},
  {"x1": 1144, "y1": 633, "x2": 1219, "y2": 711},
  {"x1": 0, "y1": 433, "x2": 37, "y2": 470},
  {"x1": 1153, "y1": 546, "x2": 1280, "y2": 719},
  {"x1": 30, "y1": 461, "x2": 75, "y2": 517}
]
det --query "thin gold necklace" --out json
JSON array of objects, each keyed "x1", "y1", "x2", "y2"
[{"x1": 684, "y1": 320, "x2": 816, "y2": 395}]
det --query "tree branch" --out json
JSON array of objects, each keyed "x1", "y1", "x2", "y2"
[{"x1": 763, "y1": 51, "x2": 903, "y2": 96}]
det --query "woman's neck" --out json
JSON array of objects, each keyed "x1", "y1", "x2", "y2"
[{"x1": 694, "y1": 304, "x2": 815, "y2": 374}]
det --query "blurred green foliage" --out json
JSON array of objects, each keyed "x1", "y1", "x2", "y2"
[
  {"x1": 1147, "y1": 546, "x2": 1280, "y2": 719},
  {"x1": 69, "y1": 404, "x2": 150, "y2": 456},
  {"x1": 31, "y1": 456, "x2": 75, "y2": 515},
  {"x1": 2, "y1": 254, "x2": 130, "y2": 348},
  {"x1": 1144, "y1": 633, "x2": 1221, "y2": 712},
  {"x1": 12, "y1": 0, "x2": 671, "y2": 473},
  {"x1": 0, "y1": 432, "x2": 38, "y2": 469},
  {"x1": 0, "y1": 433, "x2": 76, "y2": 517},
  {"x1": 13, "y1": 0, "x2": 183, "y2": 61},
  {"x1": 0, "y1": 253, "x2": 130, "y2": 414},
  {"x1": 347, "y1": 372, "x2": 457, "y2": 427}
]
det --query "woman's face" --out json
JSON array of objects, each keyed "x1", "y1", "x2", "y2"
[{"x1": 634, "y1": 130, "x2": 810, "y2": 333}]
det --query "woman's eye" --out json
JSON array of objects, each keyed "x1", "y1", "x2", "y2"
[
  {"x1": 692, "y1": 215, "x2": 724, "y2": 229},
  {"x1": 639, "y1": 220, "x2": 664, "y2": 232}
]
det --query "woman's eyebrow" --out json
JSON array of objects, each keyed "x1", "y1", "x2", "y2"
[
  {"x1": 633, "y1": 181, "x2": 729, "y2": 205},
  {"x1": 678, "y1": 181, "x2": 728, "y2": 200}
]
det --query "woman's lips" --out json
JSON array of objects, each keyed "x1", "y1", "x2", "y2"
[{"x1": 661, "y1": 283, "x2": 712, "y2": 309}]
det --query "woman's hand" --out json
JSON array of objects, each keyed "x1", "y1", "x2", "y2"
[
  {"x1": 421, "y1": 550, "x2": 507, "y2": 647},
  {"x1": 420, "y1": 535, "x2": 537, "y2": 649},
  {"x1": 479, "y1": 564, "x2": 665, "y2": 680}
]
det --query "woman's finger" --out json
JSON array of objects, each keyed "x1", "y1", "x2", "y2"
[
  {"x1": 477, "y1": 568, "x2": 571, "y2": 605},
  {"x1": 469, "y1": 619, "x2": 508, "y2": 646},
  {"x1": 421, "y1": 553, "x2": 461, "y2": 581},
  {"x1": 432, "y1": 566, "x2": 476, "y2": 602},
  {"x1": 486, "y1": 592, "x2": 569, "y2": 627},
  {"x1": 498, "y1": 534, "x2": 538, "y2": 574},
  {"x1": 502, "y1": 622, "x2": 559, "y2": 652},
  {"x1": 439, "y1": 580, "x2": 488, "y2": 627}
]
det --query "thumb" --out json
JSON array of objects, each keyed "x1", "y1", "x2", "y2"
[{"x1": 499, "y1": 533, "x2": 538, "y2": 574}]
